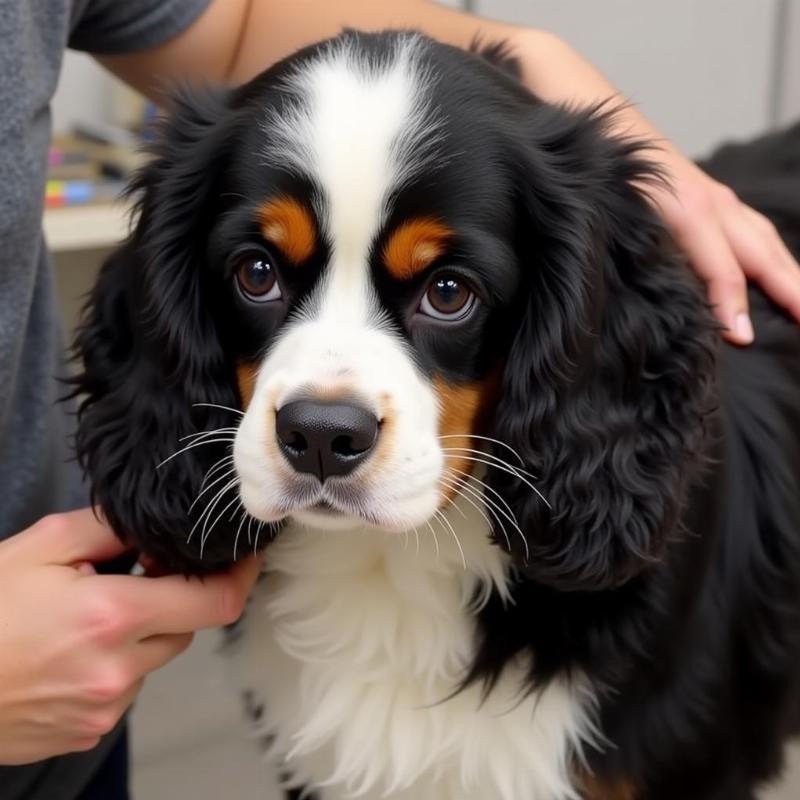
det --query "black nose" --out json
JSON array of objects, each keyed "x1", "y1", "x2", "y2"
[{"x1": 275, "y1": 400, "x2": 379, "y2": 481}]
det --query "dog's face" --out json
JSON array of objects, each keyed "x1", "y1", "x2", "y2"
[
  {"x1": 220, "y1": 36, "x2": 522, "y2": 532},
  {"x1": 73, "y1": 31, "x2": 716, "y2": 588}
]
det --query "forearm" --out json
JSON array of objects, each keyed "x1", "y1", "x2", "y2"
[
  {"x1": 100, "y1": 0, "x2": 532, "y2": 101},
  {"x1": 226, "y1": 0, "x2": 517, "y2": 82}
]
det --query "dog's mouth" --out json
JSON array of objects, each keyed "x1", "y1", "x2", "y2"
[
  {"x1": 273, "y1": 479, "x2": 378, "y2": 526},
  {"x1": 310, "y1": 499, "x2": 340, "y2": 513},
  {"x1": 260, "y1": 475, "x2": 434, "y2": 533},
  {"x1": 306, "y1": 499, "x2": 350, "y2": 520}
]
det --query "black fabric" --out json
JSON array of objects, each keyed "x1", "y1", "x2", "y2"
[{"x1": 76, "y1": 725, "x2": 130, "y2": 800}]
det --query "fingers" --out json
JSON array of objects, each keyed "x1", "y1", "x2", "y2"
[
  {"x1": 106, "y1": 554, "x2": 263, "y2": 638},
  {"x1": 669, "y1": 195, "x2": 753, "y2": 344},
  {"x1": 133, "y1": 632, "x2": 195, "y2": 673},
  {"x1": 729, "y1": 207, "x2": 800, "y2": 323},
  {"x1": 656, "y1": 165, "x2": 800, "y2": 344},
  {"x1": 14, "y1": 509, "x2": 131, "y2": 567}
]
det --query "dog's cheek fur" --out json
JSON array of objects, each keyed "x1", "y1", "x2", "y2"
[
  {"x1": 487, "y1": 107, "x2": 718, "y2": 592},
  {"x1": 434, "y1": 373, "x2": 500, "y2": 502},
  {"x1": 71, "y1": 88, "x2": 244, "y2": 574}
]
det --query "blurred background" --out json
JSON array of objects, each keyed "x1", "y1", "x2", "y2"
[{"x1": 49, "y1": 1, "x2": 800, "y2": 798}]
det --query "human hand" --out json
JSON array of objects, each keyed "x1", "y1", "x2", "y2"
[
  {"x1": 512, "y1": 29, "x2": 800, "y2": 345},
  {"x1": 640, "y1": 142, "x2": 800, "y2": 344},
  {"x1": 0, "y1": 509, "x2": 261, "y2": 765}
]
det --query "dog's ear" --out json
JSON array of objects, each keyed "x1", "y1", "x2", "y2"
[
  {"x1": 487, "y1": 105, "x2": 718, "y2": 591},
  {"x1": 71, "y1": 88, "x2": 243, "y2": 573}
]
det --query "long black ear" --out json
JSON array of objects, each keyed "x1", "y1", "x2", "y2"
[
  {"x1": 487, "y1": 105, "x2": 718, "y2": 591},
  {"x1": 71, "y1": 88, "x2": 243, "y2": 573}
]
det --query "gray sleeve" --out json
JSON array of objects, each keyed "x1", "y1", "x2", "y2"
[{"x1": 69, "y1": 0, "x2": 214, "y2": 55}]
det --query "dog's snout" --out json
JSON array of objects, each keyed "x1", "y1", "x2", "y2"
[{"x1": 275, "y1": 400, "x2": 379, "y2": 481}]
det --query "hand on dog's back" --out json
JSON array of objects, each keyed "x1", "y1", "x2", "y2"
[{"x1": 0, "y1": 508, "x2": 261, "y2": 765}]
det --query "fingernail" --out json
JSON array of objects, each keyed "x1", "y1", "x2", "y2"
[{"x1": 735, "y1": 313, "x2": 754, "y2": 344}]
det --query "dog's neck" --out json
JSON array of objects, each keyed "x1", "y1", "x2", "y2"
[{"x1": 272, "y1": 487, "x2": 514, "y2": 663}]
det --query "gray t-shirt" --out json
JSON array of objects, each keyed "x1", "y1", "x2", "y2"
[{"x1": 0, "y1": 0, "x2": 211, "y2": 796}]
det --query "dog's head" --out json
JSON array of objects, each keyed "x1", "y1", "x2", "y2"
[{"x1": 73, "y1": 30, "x2": 716, "y2": 589}]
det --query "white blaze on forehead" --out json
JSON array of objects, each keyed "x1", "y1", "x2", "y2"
[{"x1": 261, "y1": 35, "x2": 443, "y2": 325}]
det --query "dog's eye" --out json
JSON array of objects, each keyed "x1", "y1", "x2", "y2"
[
  {"x1": 419, "y1": 275, "x2": 475, "y2": 321},
  {"x1": 235, "y1": 254, "x2": 281, "y2": 303}
]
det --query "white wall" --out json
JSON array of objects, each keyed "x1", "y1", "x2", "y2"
[
  {"x1": 52, "y1": 51, "x2": 117, "y2": 134},
  {"x1": 779, "y1": 0, "x2": 800, "y2": 124},
  {"x1": 474, "y1": 0, "x2": 783, "y2": 156}
]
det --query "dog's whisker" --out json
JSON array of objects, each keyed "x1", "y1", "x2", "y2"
[
  {"x1": 200, "y1": 482, "x2": 240, "y2": 549},
  {"x1": 188, "y1": 477, "x2": 238, "y2": 545},
  {"x1": 201, "y1": 493, "x2": 241, "y2": 557},
  {"x1": 439, "y1": 447, "x2": 540, "y2": 482},
  {"x1": 448, "y1": 467, "x2": 529, "y2": 561},
  {"x1": 450, "y1": 466, "x2": 519, "y2": 522},
  {"x1": 190, "y1": 466, "x2": 238, "y2": 514},
  {"x1": 438, "y1": 434, "x2": 526, "y2": 467},
  {"x1": 440, "y1": 473, "x2": 509, "y2": 554},
  {"x1": 254, "y1": 520, "x2": 265, "y2": 555},
  {"x1": 233, "y1": 507, "x2": 250, "y2": 561},
  {"x1": 246, "y1": 515, "x2": 254, "y2": 547},
  {"x1": 442, "y1": 453, "x2": 551, "y2": 510},
  {"x1": 422, "y1": 521, "x2": 441, "y2": 561},
  {"x1": 157, "y1": 438, "x2": 235, "y2": 470},
  {"x1": 440, "y1": 472, "x2": 506, "y2": 543},
  {"x1": 192, "y1": 402, "x2": 245, "y2": 417},
  {"x1": 195, "y1": 484, "x2": 237, "y2": 549},
  {"x1": 442, "y1": 491, "x2": 468, "y2": 521},
  {"x1": 180, "y1": 427, "x2": 239, "y2": 443},
  {"x1": 199, "y1": 454, "x2": 236, "y2": 492},
  {"x1": 189, "y1": 479, "x2": 234, "y2": 544},
  {"x1": 445, "y1": 468, "x2": 528, "y2": 562},
  {"x1": 432, "y1": 506, "x2": 467, "y2": 570}
]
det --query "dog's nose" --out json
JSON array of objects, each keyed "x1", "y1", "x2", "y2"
[{"x1": 275, "y1": 400, "x2": 379, "y2": 481}]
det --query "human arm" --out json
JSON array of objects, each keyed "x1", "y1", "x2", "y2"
[
  {"x1": 0, "y1": 509, "x2": 260, "y2": 765},
  {"x1": 96, "y1": 0, "x2": 800, "y2": 344}
]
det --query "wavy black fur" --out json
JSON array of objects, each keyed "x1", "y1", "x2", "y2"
[
  {"x1": 70, "y1": 31, "x2": 800, "y2": 799},
  {"x1": 70, "y1": 87, "x2": 248, "y2": 571}
]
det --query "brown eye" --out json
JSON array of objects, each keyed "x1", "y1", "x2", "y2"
[
  {"x1": 235, "y1": 254, "x2": 281, "y2": 303},
  {"x1": 419, "y1": 275, "x2": 475, "y2": 321}
]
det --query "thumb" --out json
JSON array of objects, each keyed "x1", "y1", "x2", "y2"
[{"x1": 20, "y1": 508, "x2": 132, "y2": 566}]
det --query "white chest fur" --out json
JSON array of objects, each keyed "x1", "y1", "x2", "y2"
[{"x1": 230, "y1": 495, "x2": 596, "y2": 800}]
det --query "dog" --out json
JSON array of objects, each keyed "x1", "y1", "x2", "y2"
[{"x1": 72, "y1": 30, "x2": 800, "y2": 800}]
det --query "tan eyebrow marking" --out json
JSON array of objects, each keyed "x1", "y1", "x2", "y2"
[
  {"x1": 383, "y1": 218, "x2": 453, "y2": 280},
  {"x1": 258, "y1": 196, "x2": 317, "y2": 265}
]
